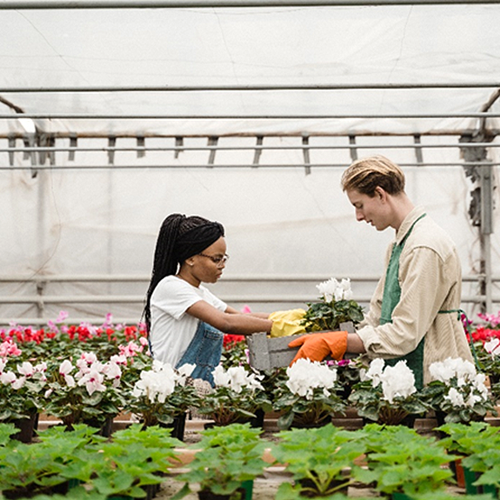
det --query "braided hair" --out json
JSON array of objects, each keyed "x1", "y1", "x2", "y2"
[{"x1": 143, "y1": 213, "x2": 225, "y2": 334}]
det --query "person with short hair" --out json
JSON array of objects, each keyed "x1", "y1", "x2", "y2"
[
  {"x1": 290, "y1": 155, "x2": 473, "y2": 388},
  {"x1": 144, "y1": 213, "x2": 272, "y2": 385}
]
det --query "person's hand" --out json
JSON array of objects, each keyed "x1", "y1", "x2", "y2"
[
  {"x1": 269, "y1": 308, "x2": 306, "y2": 338},
  {"x1": 288, "y1": 331, "x2": 348, "y2": 365}
]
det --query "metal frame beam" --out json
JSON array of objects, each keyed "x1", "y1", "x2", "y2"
[{"x1": 0, "y1": 0, "x2": 498, "y2": 8}]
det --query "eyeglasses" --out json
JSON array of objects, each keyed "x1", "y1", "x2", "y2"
[{"x1": 198, "y1": 253, "x2": 230, "y2": 266}]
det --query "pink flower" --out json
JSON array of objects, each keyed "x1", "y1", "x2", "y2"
[
  {"x1": 0, "y1": 339, "x2": 22, "y2": 357},
  {"x1": 56, "y1": 311, "x2": 69, "y2": 322}
]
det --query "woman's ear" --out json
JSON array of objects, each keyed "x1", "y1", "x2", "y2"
[{"x1": 185, "y1": 257, "x2": 195, "y2": 267}]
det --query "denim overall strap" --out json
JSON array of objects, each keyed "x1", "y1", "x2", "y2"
[
  {"x1": 381, "y1": 213, "x2": 426, "y2": 389},
  {"x1": 175, "y1": 321, "x2": 224, "y2": 387}
]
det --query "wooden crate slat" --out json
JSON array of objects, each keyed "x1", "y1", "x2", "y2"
[{"x1": 247, "y1": 321, "x2": 355, "y2": 370}]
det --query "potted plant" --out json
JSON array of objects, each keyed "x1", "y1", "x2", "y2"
[
  {"x1": 43, "y1": 351, "x2": 127, "y2": 435},
  {"x1": 61, "y1": 423, "x2": 183, "y2": 500},
  {"x1": 197, "y1": 364, "x2": 272, "y2": 427},
  {"x1": 348, "y1": 358, "x2": 428, "y2": 426},
  {"x1": 0, "y1": 357, "x2": 47, "y2": 442},
  {"x1": 438, "y1": 421, "x2": 500, "y2": 495},
  {"x1": 300, "y1": 278, "x2": 364, "y2": 333},
  {"x1": 272, "y1": 358, "x2": 346, "y2": 430},
  {"x1": 173, "y1": 422, "x2": 269, "y2": 500},
  {"x1": 421, "y1": 357, "x2": 497, "y2": 425},
  {"x1": 0, "y1": 422, "x2": 104, "y2": 499},
  {"x1": 125, "y1": 360, "x2": 200, "y2": 440},
  {"x1": 273, "y1": 424, "x2": 366, "y2": 498},
  {"x1": 354, "y1": 423, "x2": 456, "y2": 500}
]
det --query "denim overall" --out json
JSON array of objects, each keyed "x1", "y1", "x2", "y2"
[
  {"x1": 175, "y1": 321, "x2": 224, "y2": 387},
  {"x1": 380, "y1": 214, "x2": 426, "y2": 390}
]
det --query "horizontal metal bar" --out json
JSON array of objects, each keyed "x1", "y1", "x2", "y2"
[
  {"x1": 0, "y1": 274, "x2": 494, "y2": 282},
  {"x1": 1, "y1": 130, "x2": 494, "y2": 139},
  {"x1": 0, "y1": 294, "x2": 496, "y2": 304},
  {"x1": 2, "y1": 161, "x2": 500, "y2": 170},
  {"x1": 1, "y1": 83, "x2": 499, "y2": 92},
  {"x1": 0, "y1": 317, "x2": 144, "y2": 326},
  {"x1": 0, "y1": 0, "x2": 498, "y2": 8},
  {"x1": 1, "y1": 112, "x2": 499, "y2": 119},
  {"x1": 2, "y1": 142, "x2": 500, "y2": 154}
]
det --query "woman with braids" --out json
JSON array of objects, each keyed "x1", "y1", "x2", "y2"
[{"x1": 144, "y1": 213, "x2": 273, "y2": 386}]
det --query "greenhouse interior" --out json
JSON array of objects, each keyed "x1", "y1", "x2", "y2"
[{"x1": 1, "y1": 1, "x2": 500, "y2": 499}]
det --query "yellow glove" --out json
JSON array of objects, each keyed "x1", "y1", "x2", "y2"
[
  {"x1": 269, "y1": 308, "x2": 307, "y2": 338},
  {"x1": 288, "y1": 331, "x2": 348, "y2": 365}
]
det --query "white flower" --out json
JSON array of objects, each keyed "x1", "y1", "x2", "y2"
[
  {"x1": 132, "y1": 362, "x2": 187, "y2": 404},
  {"x1": 485, "y1": 338, "x2": 500, "y2": 357},
  {"x1": 110, "y1": 354, "x2": 128, "y2": 365},
  {"x1": 59, "y1": 359, "x2": 76, "y2": 387},
  {"x1": 102, "y1": 361, "x2": 122, "y2": 382},
  {"x1": 339, "y1": 278, "x2": 354, "y2": 300},
  {"x1": 78, "y1": 367, "x2": 106, "y2": 396},
  {"x1": 12, "y1": 376, "x2": 26, "y2": 390},
  {"x1": 317, "y1": 278, "x2": 340, "y2": 303},
  {"x1": 429, "y1": 357, "x2": 477, "y2": 384},
  {"x1": 379, "y1": 361, "x2": 416, "y2": 404},
  {"x1": 316, "y1": 277, "x2": 354, "y2": 302},
  {"x1": 444, "y1": 387, "x2": 465, "y2": 407},
  {"x1": 177, "y1": 363, "x2": 195, "y2": 380},
  {"x1": 285, "y1": 358, "x2": 337, "y2": 400},
  {"x1": 0, "y1": 371, "x2": 16, "y2": 385},
  {"x1": 17, "y1": 361, "x2": 34, "y2": 377},
  {"x1": 212, "y1": 365, "x2": 263, "y2": 393},
  {"x1": 363, "y1": 358, "x2": 385, "y2": 387},
  {"x1": 0, "y1": 358, "x2": 6, "y2": 373}
]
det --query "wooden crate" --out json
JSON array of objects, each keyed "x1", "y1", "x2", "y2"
[{"x1": 246, "y1": 322, "x2": 355, "y2": 371}]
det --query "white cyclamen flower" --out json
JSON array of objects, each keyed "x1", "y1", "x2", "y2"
[
  {"x1": 17, "y1": 361, "x2": 34, "y2": 377},
  {"x1": 380, "y1": 361, "x2": 416, "y2": 404},
  {"x1": 0, "y1": 371, "x2": 16, "y2": 385},
  {"x1": 338, "y1": 278, "x2": 354, "y2": 300},
  {"x1": 316, "y1": 278, "x2": 340, "y2": 303},
  {"x1": 444, "y1": 387, "x2": 465, "y2": 407},
  {"x1": 212, "y1": 365, "x2": 263, "y2": 393},
  {"x1": 78, "y1": 367, "x2": 106, "y2": 396},
  {"x1": 363, "y1": 358, "x2": 385, "y2": 387},
  {"x1": 484, "y1": 338, "x2": 500, "y2": 357},
  {"x1": 59, "y1": 359, "x2": 76, "y2": 387},
  {"x1": 286, "y1": 358, "x2": 337, "y2": 400},
  {"x1": 132, "y1": 362, "x2": 186, "y2": 403},
  {"x1": 429, "y1": 357, "x2": 477, "y2": 385}
]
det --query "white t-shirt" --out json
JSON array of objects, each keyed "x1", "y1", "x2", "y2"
[{"x1": 149, "y1": 275, "x2": 227, "y2": 367}]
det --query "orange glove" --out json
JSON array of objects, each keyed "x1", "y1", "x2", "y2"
[{"x1": 288, "y1": 331, "x2": 348, "y2": 366}]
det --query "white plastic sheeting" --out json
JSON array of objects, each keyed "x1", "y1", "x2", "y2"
[{"x1": 0, "y1": 3, "x2": 499, "y2": 323}]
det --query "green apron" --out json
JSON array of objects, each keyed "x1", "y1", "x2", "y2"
[{"x1": 380, "y1": 214, "x2": 426, "y2": 389}]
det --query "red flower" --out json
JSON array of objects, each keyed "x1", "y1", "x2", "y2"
[{"x1": 223, "y1": 334, "x2": 245, "y2": 350}]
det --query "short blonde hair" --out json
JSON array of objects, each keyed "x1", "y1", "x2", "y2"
[{"x1": 341, "y1": 155, "x2": 405, "y2": 196}]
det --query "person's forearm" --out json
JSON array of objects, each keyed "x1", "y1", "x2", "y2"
[
  {"x1": 346, "y1": 333, "x2": 366, "y2": 353},
  {"x1": 224, "y1": 315, "x2": 272, "y2": 335}
]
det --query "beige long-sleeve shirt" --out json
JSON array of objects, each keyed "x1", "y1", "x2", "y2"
[{"x1": 356, "y1": 206, "x2": 474, "y2": 385}]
